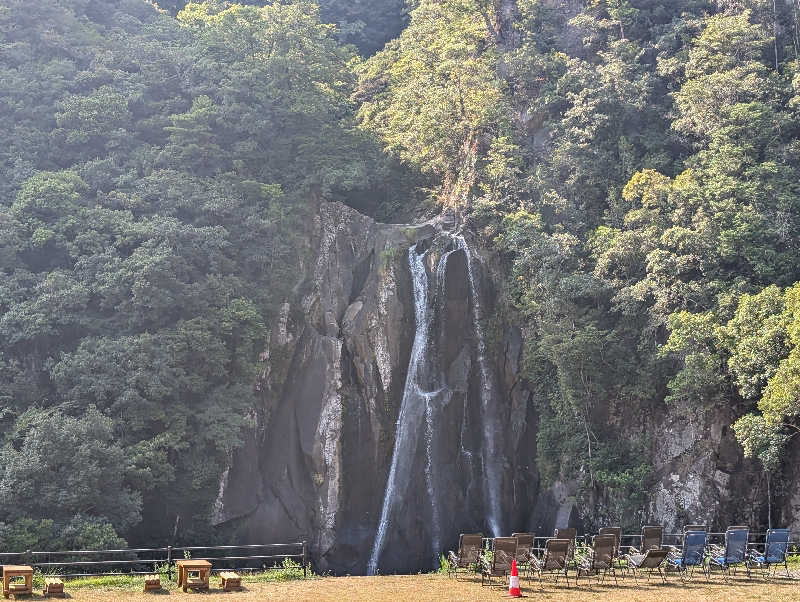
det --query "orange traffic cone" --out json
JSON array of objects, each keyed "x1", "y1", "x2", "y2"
[{"x1": 509, "y1": 558, "x2": 522, "y2": 598}]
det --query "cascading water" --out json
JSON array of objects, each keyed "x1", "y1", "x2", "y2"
[
  {"x1": 455, "y1": 234, "x2": 503, "y2": 538},
  {"x1": 368, "y1": 244, "x2": 437, "y2": 575},
  {"x1": 368, "y1": 235, "x2": 502, "y2": 575},
  {"x1": 422, "y1": 249, "x2": 457, "y2": 566}
]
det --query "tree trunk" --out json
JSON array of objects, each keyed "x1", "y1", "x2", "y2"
[{"x1": 767, "y1": 471, "x2": 772, "y2": 530}]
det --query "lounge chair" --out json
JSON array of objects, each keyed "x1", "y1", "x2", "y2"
[
  {"x1": 511, "y1": 532, "x2": 535, "y2": 576},
  {"x1": 627, "y1": 548, "x2": 670, "y2": 583},
  {"x1": 531, "y1": 538, "x2": 571, "y2": 586},
  {"x1": 666, "y1": 530, "x2": 708, "y2": 580},
  {"x1": 554, "y1": 527, "x2": 577, "y2": 566},
  {"x1": 747, "y1": 528, "x2": 791, "y2": 578},
  {"x1": 665, "y1": 524, "x2": 708, "y2": 558},
  {"x1": 708, "y1": 527, "x2": 749, "y2": 580},
  {"x1": 598, "y1": 527, "x2": 622, "y2": 567},
  {"x1": 629, "y1": 525, "x2": 663, "y2": 555},
  {"x1": 575, "y1": 534, "x2": 618, "y2": 584},
  {"x1": 447, "y1": 533, "x2": 483, "y2": 579},
  {"x1": 481, "y1": 536, "x2": 517, "y2": 585}
]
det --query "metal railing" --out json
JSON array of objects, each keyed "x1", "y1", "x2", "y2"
[
  {"x1": 483, "y1": 532, "x2": 800, "y2": 555},
  {"x1": 0, "y1": 541, "x2": 308, "y2": 579}
]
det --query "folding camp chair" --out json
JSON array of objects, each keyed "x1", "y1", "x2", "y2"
[
  {"x1": 708, "y1": 527, "x2": 749, "y2": 580},
  {"x1": 512, "y1": 532, "x2": 535, "y2": 576},
  {"x1": 666, "y1": 530, "x2": 708, "y2": 581},
  {"x1": 599, "y1": 527, "x2": 622, "y2": 568},
  {"x1": 629, "y1": 525, "x2": 663, "y2": 554},
  {"x1": 554, "y1": 527, "x2": 577, "y2": 568},
  {"x1": 627, "y1": 548, "x2": 670, "y2": 583},
  {"x1": 532, "y1": 538, "x2": 571, "y2": 586},
  {"x1": 747, "y1": 528, "x2": 791, "y2": 578},
  {"x1": 447, "y1": 533, "x2": 483, "y2": 579},
  {"x1": 481, "y1": 537, "x2": 517, "y2": 585},
  {"x1": 575, "y1": 534, "x2": 618, "y2": 585}
]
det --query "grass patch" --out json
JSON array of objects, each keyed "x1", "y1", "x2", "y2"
[
  {"x1": 61, "y1": 574, "x2": 165, "y2": 590},
  {"x1": 248, "y1": 558, "x2": 313, "y2": 582},
  {"x1": 11, "y1": 572, "x2": 800, "y2": 601},
  {"x1": 29, "y1": 559, "x2": 311, "y2": 591}
]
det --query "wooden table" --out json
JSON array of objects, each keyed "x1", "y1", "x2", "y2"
[
  {"x1": 176, "y1": 559, "x2": 211, "y2": 592},
  {"x1": 2, "y1": 565, "x2": 33, "y2": 598}
]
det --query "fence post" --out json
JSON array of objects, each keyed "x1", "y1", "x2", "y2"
[
  {"x1": 167, "y1": 546, "x2": 172, "y2": 580},
  {"x1": 302, "y1": 541, "x2": 307, "y2": 578}
]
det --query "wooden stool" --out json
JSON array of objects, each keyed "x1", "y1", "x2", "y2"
[
  {"x1": 143, "y1": 574, "x2": 161, "y2": 592},
  {"x1": 220, "y1": 571, "x2": 242, "y2": 591},
  {"x1": 43, "y1": 577, "x2": 65, "y2": 597}
]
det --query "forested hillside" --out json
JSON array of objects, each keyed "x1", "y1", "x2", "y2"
[
  {"x1": 355, "y1": 0, "x2": 800, "y2": 524},
  {"x1": 156, "y1": 0, "x2": 408, "y2": 54},
  {"x1": 2, "y1": 0, "x2": 800, "y2": 554},
  {"x1": 0, "y1": 0, "x2": 417, "y2": 550}
]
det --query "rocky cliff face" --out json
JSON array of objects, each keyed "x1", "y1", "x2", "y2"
[
  {"x1": 216, "y1": 202, "x2": 537, "y2": 575},
  {"x1": 216, "y1": 201, "x2": 799, "y2": 575}
]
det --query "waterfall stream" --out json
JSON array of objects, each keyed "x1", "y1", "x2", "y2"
[
  {"x1": 367, "y1": 244, "x2": 433, "y2": 575},
  {"x1": 368, "y1": 235, "x2": 501, "y2": 574},
  {"x1": 455, "y1": 235, "x2": 502, "y2": 538}
]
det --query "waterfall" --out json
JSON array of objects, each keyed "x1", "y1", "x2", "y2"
[
  {"x1": 368, "y1": 244, "x2": 435, "y2": 575},
  {"x1": 211, "y1": 466, "x2": 230, "y2": 525},
  {"x1": 368, "y1": 235, "x2": 502, "y2": 575},
  {"x1": 455, "y1": 235, "x2": 502, "y2": 538},
  {"x1": 423, "y1": 249, "x2": 457, "y2": 566}
]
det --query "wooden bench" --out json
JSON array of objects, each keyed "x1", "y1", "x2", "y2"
[
  {"x1": 220, "y1": 571, "x2": 242, "y2": 591},
  {"x1": 43, "y1": 577, "x2": 65, "y2": 597},
  {"x1": 143, "y1": 574, "x2": 161, "y2": 592}
]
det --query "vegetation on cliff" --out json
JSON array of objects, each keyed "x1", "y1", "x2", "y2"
[
  {"x1": 0, "y1": 0, "x2": 412, "y2": 550},
  {"x1": 1, "y1": 0, "x2": 799, "y2": 550},
  {"x1": 356, "y1": 0, "x2": 800, "y2": 526}
]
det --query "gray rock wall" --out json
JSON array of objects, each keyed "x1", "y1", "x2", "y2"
[
  {"x1": 217, "y1": 202, "x2": 537, "y2": 574},
  {"x1": 216, "y1": 201, "x2": 799, "y2": 575}
]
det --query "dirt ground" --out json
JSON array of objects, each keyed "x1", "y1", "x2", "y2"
[{"x1": 27, "y1": 573, "x2": 799, "y2": 601}]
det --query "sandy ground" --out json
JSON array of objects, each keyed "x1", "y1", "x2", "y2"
[{"x1": 26, "y1": 573, "x2": 799, "y2": 601}]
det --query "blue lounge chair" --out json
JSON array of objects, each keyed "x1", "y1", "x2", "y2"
[
  {"x1": 708, "y1": 527, "x2": 749, "y2": 580},
  {"x1": 747, "y1": 528, "x2": 791, "y2": 578},
  {"x1": 667, "y1": 530, "x2": 708, "y2": 580}
]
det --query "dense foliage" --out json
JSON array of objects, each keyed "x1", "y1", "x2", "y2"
[
  {"x1": 3, "y1": 0, "x2": 800, "y2": 548},
  {"x1": 0, "y1": 0, "x2": 415, "y2": 550},
  {"x1": 154, "y1": 0, "x2": 408, "y2": 55},
  {"x1": 357, "y1": 0, "x2": 800, "y2": 527}
]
